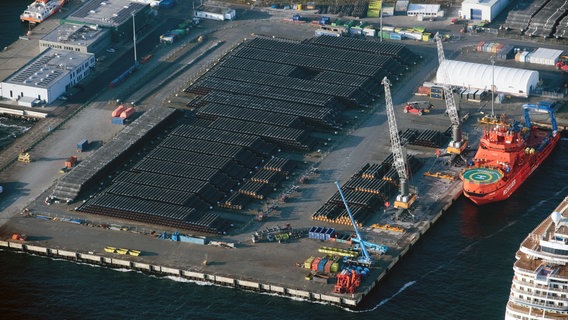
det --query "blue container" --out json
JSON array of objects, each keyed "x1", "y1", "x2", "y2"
[
  {"x1": 389, "y1": 32, "x2": 401, "y2": 40},
  {"x1": 430, "y1": 86, "x2": 443, "y2": 93},
  {"x1": 318, "y1": 259, "x2": 327, "y2": 272},
  {"x1": 430, "y1": 93, "x2": 443, "y2": 99},
  {"x1": 179, "y1": 235, "x2": 208, "y2": 245},
  {"x1": 324, "y1": 228, "x2": 335, "y2": 240},
  {"x1": 111, "y1": 117, "x2": 125, "y2": 125}
]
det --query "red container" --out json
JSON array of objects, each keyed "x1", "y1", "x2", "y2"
[
  {"x1": 112, "y1": 105, "x2": 126, "y2": 117},
  {"x1": 417, "y1": 86, "x2": 431, "y2": 95},
  {"x1": 324, "y1": 260, "x2": 333, "y2": 273},
  {"x1": 311, "y1": 257, "x2": 322, "y2": 271},
  {"x1": 120, "y1": 107, "x2": 135, "y2": 119}
]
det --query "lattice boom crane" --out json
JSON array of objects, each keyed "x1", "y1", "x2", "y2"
[
  {"x1": 381, "y1": 77, "x2": 416, "y2": 209},
  {"x1": 435, "y1": 32, "x2": 468, "y2": 155}
]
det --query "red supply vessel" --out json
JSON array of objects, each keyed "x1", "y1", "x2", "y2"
[{"x1": 460, "y1": 103, "x2": 559, "y2": 205}]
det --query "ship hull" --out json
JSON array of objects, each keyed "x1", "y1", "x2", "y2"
[
  {"x1": 461, "y1": 130, "x2": 559, "y2": 205},
  {"x1": 20, "y1": 0, "x2": 66, "y2": 24}
]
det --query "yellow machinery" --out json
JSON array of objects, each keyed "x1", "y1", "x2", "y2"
[
  {"x1": 423, "y1": 171, "x2": 456, "y2": 181},
  {"x1": 18, "y1": 152, "x2": 31, "y2": 163}
]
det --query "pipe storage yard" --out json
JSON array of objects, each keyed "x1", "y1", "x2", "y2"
[
  {"x1": 2, "y1": 1, "x2": 568, "y2": 309},
  {"x1": 1, "y1": 34, "x2": 469, "y2": 307}
]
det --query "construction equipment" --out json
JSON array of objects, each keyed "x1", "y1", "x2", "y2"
[
  {"x1": 334, "y1": 181, "x2": 373, "y2": 266},
  {"x1": 334, "y1": 269, "x2": 362, "y2": 294},
  {"x1": 423, "y1": 171, "x2": 456, "y2": 181},
  {"x1": 381, "y1": 77, "x2": 417, "y2": 210},
  {"x1": 522, "y1": 102, "x2": 558, "y2": 132},
  {"x1": 435, "y1": 32, "x2": 468, "y2": 155},
  {"x1": 18, "y1": 150, "x2": 31, "y2": 163},
  {"x1": 404, "y1": 101, "x2": 433, "y2": 115}
]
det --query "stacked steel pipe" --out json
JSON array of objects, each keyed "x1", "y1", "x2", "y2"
[
  {"x1": 78, "y1": 193, "x2": 230, "y2": 234},
  {"x1": 171, "y1": 124, "x2": 276, "y2": 157}
]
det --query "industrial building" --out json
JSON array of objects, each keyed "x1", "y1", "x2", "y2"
[
  {"x1": 459, "y1": 0, "x2": 510, "y2": 22},
  {"x1": 62, "y1": 0, "x2": 152, "y2": 42},
  {"x1": 436, "y1": 59, "x2": 539, "y2": 98},
  {"x1": 406, "y1": 4, "x2": 442, "y2": 18},
  {"x1": 194, "y1": 6, "x2": 236, "y2": 21},
  {"x1": 39, "y1": 23, "x2": 111, "y2": 55},
  {"x1": 0, "y1": 48, "x2": 95, "y2": 105}
]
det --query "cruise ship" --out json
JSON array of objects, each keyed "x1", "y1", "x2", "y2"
[
  {"x1": 20, "y1": 0, "x2": 66, "y2": 24},
  {"x1": 505, "y1": 196, "x2": 568, "y2": 320}
]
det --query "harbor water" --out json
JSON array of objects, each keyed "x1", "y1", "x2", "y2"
[{"x1": 1, "y1": 1, "x2": 568, "y2": 319}]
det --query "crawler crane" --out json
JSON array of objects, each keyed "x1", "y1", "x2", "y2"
[
  {"x1": 381, "y1": 77, "x2": 416, "y2": 210},
  {"x1": 435, "y1": 32, "x2": 468, "y2": 155}
]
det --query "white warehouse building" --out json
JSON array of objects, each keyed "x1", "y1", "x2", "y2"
[
  {"x1": 436, "y1": 60, "x2": 539, "y2": 98},
  {"x1": 459, "y1": 0, "x2": 510, "y2": 22},
  {"x1": 1, "y1": 48, "x2": 95, "y2": 105},
  {"x1": 194, "y1": 6, "x2": 236, "y2": 21}
]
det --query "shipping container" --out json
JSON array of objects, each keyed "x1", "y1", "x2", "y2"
[
  {"x1": 331, "y1": 262, "x2": 340, "y2": 273},
  {"x1": 120, "y1": 107, "x2": 135, "y2": 119},
  {"x1": 312, "y1": 257, "x2": 322, "y2": 271},
  {"x1": 324, "y1": 260, "x2": 333, "y2": 273},
  {"x1": 77, "y1": 139, "x2": 88, "y2": 152},
  {"x1": 112, "y1": 105, "x2": 126, "y2": 117},
  {"x1": 417, "y1": 86, "x2": 431, "y2": 95},
  {"x1": 304, "y1": 256, "x2": 315, "y2": 269},
  {"x1": 389, "y1": 32, "x2": 402, "y2": 40},
  {"x1": 179, "y1": 234, "x2": 208, "y2": 245},
  {"x1": 430, "y1": 93, "x2": 443, "y2": 99},
  {"x1": 430, "y1": 86, "x2": 443, "y2": 94},
  {"x1": 318, "y1": 258, "x2": 328, "y2": 272},
  {"x1": 111, "y1": 117, "x2": 126, "y2": 125}
]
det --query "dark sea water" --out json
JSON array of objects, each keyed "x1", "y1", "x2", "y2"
[{"x1": 1, "y1": 1, "x2": 568, "y2": 319}]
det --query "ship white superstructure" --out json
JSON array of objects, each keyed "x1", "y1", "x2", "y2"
[{"x1": 505, "y1": 196, "x2": 568, "y2": 320}]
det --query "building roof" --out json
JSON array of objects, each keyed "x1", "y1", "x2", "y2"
[
  {"x1": 196, "y1": 5, "x2": 233, "y2": 14},
  {"x1": 66, "y1": 0, "x2": 147, "y2": 27},
  {"x1": 436, "y1": 59, "x2": 539, "y2": 97},
  {"x1": 40, "y1": 23, "x2": 109, "y2": 47},
  {"x1": 4, "y1": 48, "x2": 94, "y2": 89},
  {"x1": 462, "y1": 0, "x2": 501, "y2": 8},
  {"x1": 407, "y1": 4, "x2": 440, "y2": 14}
]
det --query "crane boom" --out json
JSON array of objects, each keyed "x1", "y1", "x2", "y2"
[
  {"x1": 334, "y1": 181, "x2": 373, "y2": 266},
  {"x1": 381, "y1": 77, "x2": 415, "y2": 209},
  {"x1": 435, "y1": 33, "x2": 467, "y2": 154},
  {"x1": 381, "y1": 77, "x2": 407, "y2": 182},
  {"x1": 522, "y1": 102, "x2": 558, "y2": 131}
]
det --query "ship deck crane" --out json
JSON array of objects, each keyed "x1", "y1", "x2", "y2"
[
  {"x1": 522, "y1": 102, "x2": 558, "y2": 132},
  {"x1": 381, "y1": 77, "x2": 417, "y2": 210},
  {"x1": 435, "y1": 32, "x2": 468, "y2": 155},
  {"x1": 334, "y1": 181, "x2": 373, "y2": 266}
]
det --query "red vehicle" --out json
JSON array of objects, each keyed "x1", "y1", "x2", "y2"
[
  {"x1": 556, "y1": 56, "x2": 568, "y2": 72},
  {"x1": 403, "y1": 101, "x2": 434, "y2": 115}
]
